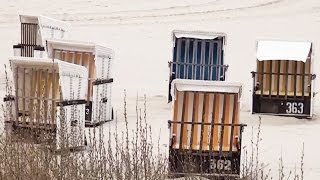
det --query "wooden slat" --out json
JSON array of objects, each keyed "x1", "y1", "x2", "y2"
[
  {"x1": 277, "y1": 60, "x2": 281, "y2": 97},
  {"x1": 223, "y1": 94, "x2": 231, "y2": 150},
  {"x1": 184, "y1": 39, "x2": 190, "y2": 79},
  {"x1": 44, "y1": 69, "x2": 49, "y2": 125},
  {"x1": 191, "y1": 93, "x2": 199, "y2": 150},
  {"x1": 202, "y1": 93, "x2": 210, "y2": 150},
  {"x1": 294, "y1": 61, "x2": 298, "y2": 98},
  {"x1": 51, "y1": 70, "x2": 56, "y2": 125},
  {"x1": 22, "y1": 68, "x2": 26, "y2": 125},
  {"x1": 302, "y1": 62, "x2": 305, "y2": 97},
  {"x1": 89, "y1": 54, "x2": 95, "y2": 99},
  {"x1": 209, "y1": 93, "x2": 217, "y2": 152},
  {"x1": 199, "y1": 93, "x2": 207, "y2": 151},
  {"x1": 36, "y1": 69, "x2": 42, "y2": 126},
  {"x1": 176, "y1": 39, "x2": 182, "y2": 79},
  {"x1": 285, "y1": 61, "x2": 289, "y2": 99},
  {"x1": 179, "y1": 92, "x2": 188, "y2": 149},
  {"x1": 213, "y1": 94, "x2": 220, "y2": 150},
  {"x1": 29, "y1": 68, "x2": 34, "y2": 126},
  {"x1": 229, "y1": 94, "x2": 237, "y2": 152},
  {"x1": 200, "y1": 41, "x2": 205, "y2": 80},
  {"x1": 219, "y1": 94, "x2": 226, "y2": 154},
  {"x1": 268, "y1": 61, "x2": 272, "y2": 97},
  {"x1": 192, "y1": 40, "x2": 198, "y2": 79},
  {"x1": 15, "y1": 67, "x2": 19, "y2": 123},
  {"x1": 260, "y1": 61, "x2": 264, "y2": 96},
  {"x1": 172, "y1": 89, "x2": 180, "y2": 148}
]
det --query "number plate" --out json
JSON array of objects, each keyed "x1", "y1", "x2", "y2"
[
  {"x1": 85, "y1": 102, "x2": 92, "y2": 121},
  {"x1": 208, "y1": 159, "x2": 232, "y2": 171},
  {"x1": 285, "y1": 102, "x2": 304, "y2": 114}
]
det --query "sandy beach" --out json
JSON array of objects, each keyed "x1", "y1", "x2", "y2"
[{"x1": 1, "y1": 0, "x2": 320, "y2": 179}]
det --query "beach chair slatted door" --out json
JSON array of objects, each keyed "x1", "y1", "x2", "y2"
[
  {"x1": 169, "y1": 36, "x2": 227, "y2": 101},
  {"x1": 171, "y1": 38, "x2": 225, "y2": 81},
  {"x1": 52, "y1": 50, "x2": 95, "y2": 102},
  {"x1": 252, "y1": 41, "x2": 314, "y2": 117},
  {"x1": 168, "y1": 80, "x2": 245, "y2": 177},
  {"x1": 10, "y1": 59, "x2": 88, "y2": 148},
  {"x1": 14, "y1": 67, "x2": 60, "y2": 129},
  {"x1": 171, "y1": 91, "x2": 240, "y2": 152},
  {"x1": 21, "y1": 23, "x2": 38, "y2": 57},
  {"x1": 91, "y1": 54, "x2": 114, "y2": 123}
]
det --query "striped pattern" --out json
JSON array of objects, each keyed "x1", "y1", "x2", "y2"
[
  {"x1": 21, "y1": 23, "x2": 38, "y2": 57},
  {"x1": 15, "y1": 67, "x2": 60, "y2": 127},
  {"x1": 171, "y1": 90, "x2": 240, "y2": 152},
  {"x1": 53, "y1": 50, "x2": 95, "y2": 101},
  {"x1": 256, "y1": 59, "x2": 312, "y2": 96},
  {"x1": 171, "y1": 37, "x2": 226, "y2": 81}
]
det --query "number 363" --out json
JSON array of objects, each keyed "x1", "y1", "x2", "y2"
[{"x1": 286, "y1": 102, "x2": 304, "y2": 114}]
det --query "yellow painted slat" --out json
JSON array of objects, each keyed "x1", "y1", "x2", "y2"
[
  {"x1": 212, "y1": 94, "x2": 220, "y2": 150},
  {"x1": 233, "y1": 94, "x2": 240, "y2": 150},
  {"x1": 191, "y1": 93, "x2": 199, "y2": 150},
  {"x1": 182, "y1": 92, "x2": 189, "y2": 149},
  {"x1": 223, "y1": 94, "x2": 231, "y2": 150},
  {"x1": 256, "y1": 60, "x2": 311, "y2": 97},
  {"x1": 202, "y1": 93, "x2": 210, "y2": 150}
]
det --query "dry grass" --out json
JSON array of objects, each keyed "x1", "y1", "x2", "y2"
[{"x1": 0, "y1": 67, "x2": 306, "y2": 179}]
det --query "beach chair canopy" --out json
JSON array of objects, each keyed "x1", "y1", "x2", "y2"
[
  {"x1": 171, "y1": 79, "x2": 242, "y2": 100},
  {"x1": 256, "y1": 40, "x2": 311, "y2": 62}
]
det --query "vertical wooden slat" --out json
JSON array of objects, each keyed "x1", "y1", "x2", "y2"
[
  {"x1": 256, "y1": 61, "x2": 260, "y2": 86},
  {"x1": 31, "y1": 70, "x2": 38, "y2": 126},
  {"x1": 190, "y1": 93, "x2": 199, "y2": 150},
  {"x1": 176, "y1": 39, "x2": 182, "y2": 79},
  {"x1": 209, "y1": 93, "x2": 217, "y2": 152},
  {"x1": 44, "y1": 69, "x2": 49, "y2": 125},
  {"x1": 51, "y1": 69, "x2": 56, "y2": 125},
  {"x1": 36, "y1": 69, "x2": 42, "y2": 126},
  {"x1": 277, "y1": 60, "x2": 281, "y2": 97},
  {"x1": 189, "y1": 93, "x2": 196, "y2": 150},
  {"x1": 29, "y1": 68, "x2": 34, "y2": 126},
  {"x1": 28, "y1": 24, "x2": 31, "y2": 56},
  {"x1": 294, "y1": 61, "x2": 298, "y2": 98},
  {"x1": 21, "y1": 23, "x2": 23, "y2": 56},
  {"x1": 202, "y1": 93, "x2": 210, "y2": 150},
  {"x1": 219, "y1": 94, "x2": 226, "y2": 154},
  {"x1": 22, "y1": 68, "x2": 26, "y2": 125},
  {"x1": 192, "y1": 40, "x2": 198, "y2": 79},
  {"x1": 233, "y1": 95, "x2": 240, "y2": 151},
  {"x1": 199, "y1": 93, "x2": 207, "y2": 152},
  {"x1": 72, "y1": 52, "x2": 76, "y2": 64},
  {"x1": 208, "y1": 42, "x2": 214, "y2": 80},
  {"x1": 213, "y1": 94, "x2": 220, "y2": 150},
  {"x1": 200, "y1": 40, "x2": 206, "y2": 80},
  {"x1": 89, "y1": 55, "x2": 95, "y2": 99},
  {"x1": 180, "y1": 92, "x2": 188, "y2": 149},
  {"x1": 285, "y1": 61, "x2": 289, "y2": 99},
  {"x1": 15, "y1": 67, "x2": 19, "y2": 123},
  {"x1": 223, "y1": 94, "x2": 230, "y2": 151},
  {"x1": 185, "y1": 39, "x2": 190, "y2": 79},
  {"x1": 217, "y1": 41, "x2": 222, "y2": 81},
  {"x1": 260, "y1": 61, "x2": 264, "y2": 96},
  {"x1": 302, "y1": 62, "x2": 305, "y2": 98},
  {"x1": 47, "y1": 73, "x2": 52, "y2": 124},
  {"x1": 229, "y1": 94, "x2": 237, "y2": 152},
  {"x1": 268, "y1": 61, "x2": 272, "y2": 98},
  {"x1": 172, "y1": 90, "x2": 179, "y2": 148},
  {"x1": 86, "y1": 53, "x2": 92, "y2": 101}
]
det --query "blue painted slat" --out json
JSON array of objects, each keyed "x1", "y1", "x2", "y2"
[{"x1": 172, "y1": 37, "x2": 224, "y2": 81}]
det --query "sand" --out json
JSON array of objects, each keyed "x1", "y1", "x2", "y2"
[{"x1": 0, "y1": 0, "x2": 320, "y2": 179}]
